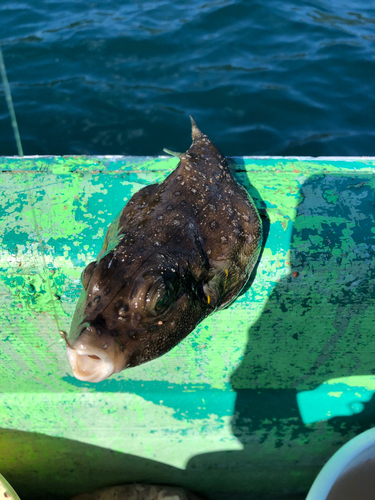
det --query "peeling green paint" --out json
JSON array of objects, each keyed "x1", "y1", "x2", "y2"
[{"x1": 0, "y1": 156, "x2": 374, "y2": 499}]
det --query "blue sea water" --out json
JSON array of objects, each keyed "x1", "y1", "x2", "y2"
[{"x1": 0, "y1": 0, "x2": 374, "y2": 157}]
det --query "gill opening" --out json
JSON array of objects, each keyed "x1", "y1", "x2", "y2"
[{"x1": 223, "y1": 268, "x2": 229, "y2": 291}]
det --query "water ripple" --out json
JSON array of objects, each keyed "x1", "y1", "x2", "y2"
[{"x1": 0, "y1": 0, "x2": 374, "y2": 155}]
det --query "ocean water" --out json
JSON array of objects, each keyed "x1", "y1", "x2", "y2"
[{"x1": 0, "y1": 0, "x2": 374, "y2": 157}]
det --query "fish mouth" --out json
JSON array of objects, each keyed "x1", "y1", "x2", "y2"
[{"x1": 65, "y1": 328, "x2": 126, "y2": 383}]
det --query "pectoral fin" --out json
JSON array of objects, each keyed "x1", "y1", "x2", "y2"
[{"x1": 202, "y1": 264, "x2": 241, "y2": 311}]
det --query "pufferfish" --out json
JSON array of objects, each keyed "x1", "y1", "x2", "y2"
[{"x1": 65, "y1": 116, "x2": 262, "y2": 382}]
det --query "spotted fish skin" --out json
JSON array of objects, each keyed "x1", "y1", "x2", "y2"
[{"x1": 66, "y1": 117, "x2": 262, "y2": 382}]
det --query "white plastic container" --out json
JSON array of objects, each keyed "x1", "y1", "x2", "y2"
[
  {"x1": 306, "y1": 427, "x2": 375, "y2": 500},
  {"x1": 0, "y1": 473, "x2": 21, "y2": 500}
]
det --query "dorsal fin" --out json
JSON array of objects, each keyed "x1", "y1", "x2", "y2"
[{"x1": 190, "y1": 115, "x2": 204, "y2": 141}]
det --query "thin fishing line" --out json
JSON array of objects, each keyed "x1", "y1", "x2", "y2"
[
  {"x1": 0, "y1": 44, "x2": 62, "y2": 339},
  {"x1": 0, "y1": 44, "x2": 23, "y2": 156}
]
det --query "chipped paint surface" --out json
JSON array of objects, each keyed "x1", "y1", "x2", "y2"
[{"x1": 0, "y1": 156, "x2": 374, "y2": 499}]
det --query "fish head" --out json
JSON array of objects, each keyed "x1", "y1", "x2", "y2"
[{"x1": 66, "y1": 250, "x2": 204, "y2": 382}]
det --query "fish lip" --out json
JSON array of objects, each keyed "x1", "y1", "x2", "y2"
[{"x1": 65, "y1": 343, "x2": 124, "y2": 383}]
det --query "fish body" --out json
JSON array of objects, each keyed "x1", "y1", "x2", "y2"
[{"x1": 66, "y1": 117, "x2": 262, "y2": 382}]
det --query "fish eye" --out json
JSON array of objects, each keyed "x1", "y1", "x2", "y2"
[
  {"x1": 145, "y1": 279, "x2": 176, "y2": 316},
  {"x1": 81, "y1": 261, "x2": 97, "y2": 290},
  {"x1": 155, "y1": 289, "x2": 173, "y2": 312}
]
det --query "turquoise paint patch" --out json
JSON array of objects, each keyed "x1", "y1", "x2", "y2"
[
  {"x1": 63, "y1": 376, "x2": 236, "y2": 421},
  {"x1": 265, "y1": 220, "x2": 292, "y2": 256},
  {"x1": 297, "y1": 382, "x2": 374, "y2": 424}
]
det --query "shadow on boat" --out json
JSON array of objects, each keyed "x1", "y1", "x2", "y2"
[{"x1": 186, "y1": 169, "x2": 375, "y2": 498}]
